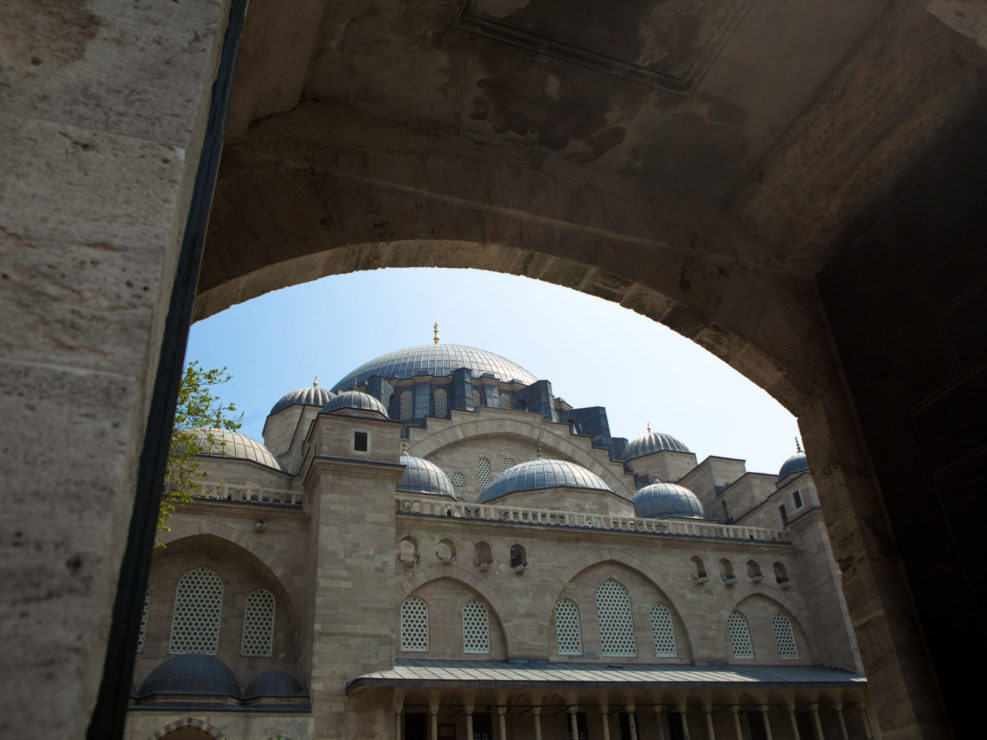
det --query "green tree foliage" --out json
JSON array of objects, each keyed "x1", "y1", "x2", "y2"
[{"x1": 160, "y1": 362, "x2": 243, "y2": 539}]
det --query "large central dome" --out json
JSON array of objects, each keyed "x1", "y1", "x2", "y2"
[{"x1": 332, "y1": 344, "x2": 538, "y2": 391}]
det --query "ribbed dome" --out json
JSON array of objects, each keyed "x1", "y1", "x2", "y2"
[
  {"x1": 270, "y1": 386, "x2": 334, "y2": 415},
  {"x1": 778, "y1": 451, "x2": 809, "y2": 483},
  {"x1": 398, "y1": 455, "x2": 455, "y2": 498},
  {"x1": 478, "y1": 459, "x2": 612, "y2": 504},
  {"x1": 243, "y1": 670, "x2": 307, "y2": 700},
  {"x1": 324, "y1": 390, "x2": 389, "y2": 418},
  {"x1": 138, "y1": 654, "x2": 240, "y2": 699},
  {"x1": 193, "y1": 429, "x2": 284, "y2": 471},
  {"x1": 622, "y1": 430, "x2": 691, "y2": 461},
  {"x1": 332, "y1": 344, "x2": 537, "y2": 390},
  {"x1": 631, "y1": 482, "x2": 706, "y2": 520}
]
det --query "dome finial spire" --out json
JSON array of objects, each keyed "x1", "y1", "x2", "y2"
[
  {"x1": 313, "y1": 376, "x2": 318, "y2": 388},
  {"x1": 433, "y1": 322, "x2": 439, "y2": 344},
  {"x1": 795, "y1": 436, "x2": 802, "y2": 453},
  {"x1": 536, "y1": 442, "x2": 543, "y2": 459},
  {"x1": 646, "y1": 422, "x2": 651, "y2": 434}
]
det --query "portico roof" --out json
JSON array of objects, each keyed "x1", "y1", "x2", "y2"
[{"x1": 346, "y1": 659, "x2": 866, "y2": 695}]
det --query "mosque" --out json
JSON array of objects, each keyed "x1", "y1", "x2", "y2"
[{"x1": 125, "y1": 337, "x2": 873, "y2": 740}]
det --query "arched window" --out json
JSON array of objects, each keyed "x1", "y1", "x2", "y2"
[
  {"x1": 451, "y1": 472, "x2": 467, "y2": 489},
  {"x1": 499, "y1": 394, "x2": 512, "y2": 409},
  {"x1": 169, "y1": 567, "x2": 223, "y2": 655},
  {"x1": 650, "y1": 603, "x2": 677, "y2": 657},
  {"x1": 554, "y1": 599, "x2": 583, "y2": 656},
  {"x1": 719, "y1": 558, "x2": 736, "y2": 583},
  {"x1": 474, "y1": 541, "x2": 492, "y2": 568},
  {"x1": 137, "y1": 590, "x2": 150, "y2": 653},
  {"x1": 433, "y1": 387, "x2": 448, "y2": 417},
  {"x1": 510, "y1": 543, "x2": 527, "y2": 569},
  {"x1": 241, "y1": 588, "x2": 276, "y2": 657},
  {"x1": 727, "y1": 611, "x2": 753, "y2": 658},
  {"x1": 596, "y1": 579, "x2": 636, "y2": 657},
  {"x1": 503, "y1": 457, "x2": 516, "y2": 472},
  {"x1": 773, "y1": 561, "x2": 790, "y2": 584},
  {"x1": 472, "y1": 388, "x2": 482, "y2": 407},
  {"x1": 691, "y1": 555, "x2": 708, "y2": 581},
  {"x1": 476, "y1": 457, "x2": 492, "y2": 490},
  {"x1": 436, "y1": 538, "x2": 456, "y2": 562},
  {"x1": 400, "y1": 597, "x2": 429, "y2": 652},
  {"x1": 772, "y1": 613, "x2": 799, "y2": 658},
  {"x1": 399, "y1": 390, "x2": 414, "y2": 420},
  {"x1": 746, "y1": 559, "x2": 763, "y2": 581},
  {"x1": 398, "y1": 536, "x2": 419, "y2": 564},
  {"x1": 462, "y1": 600, "x2": 490, "y2": 654}
]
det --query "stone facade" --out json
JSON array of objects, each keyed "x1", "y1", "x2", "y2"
[{"x1": 126, "y1": 344, "x2": 872, "y2": 739}]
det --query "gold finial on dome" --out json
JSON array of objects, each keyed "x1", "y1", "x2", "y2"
[
  {"x1": 433, "y1": 322, "x2": 440, "y2": 344},
  {"x1": 795, "y1": 437, "x2": 802, "y2": 453},
  {"x1": 646, "y1": 422, "x2": 651, "y2": 434},
  {"x1": 313, "y1": 376, "x2": 318, "y2": 388}
]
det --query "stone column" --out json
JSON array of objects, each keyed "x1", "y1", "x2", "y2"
[
  {"x1": 679, "y1": 703, "x2": 692, "y2": 740},
  {"x1": 703, "y1": 703, "x2": 716, "y2": 740},
  {"x1": 834, "y1": 703, "x2": 849, "y2": 740},
  {"x1": 787, "y1": 704, "x2": 802, "y2": 740},
  {"x1": 759, "y1": 705, "x2": 773, "y2": 740},
  {"x1": 393, "y1": 689, "x2": 405, "y2": 740},
  {"x1": 730, "y1": 706, "x2": 743, "y2": 740},
  {"x1": 429, "y1": 692, "x2": 441, "y2": 740},
  {"x1": 532, "y1": 705, "x2": 543, "y2": 740},
  {"x1": 809, "y1": 703, "x2": 824, "y2": 740},
  {"x1": 497, "y1": 704, "x2": 508, "y2": 740},
  {"x1": 627, "y1": 706, "x2": 639, "y2": 740},
  {"x1": 600, "y1": 701, "x2": 612, "y2": 740},
  {"x1": 570, "y1": 706, "x2": 581, "y2": 740},
  {"x1": 465, "y1": 690, "x2": 475, "y2": 740},
  {"x1": 860, "y1": 703, "x2": 873, "y2": 740},
  {"x1": 654, "y1": 704, "x2": 667, "y2": 740}
]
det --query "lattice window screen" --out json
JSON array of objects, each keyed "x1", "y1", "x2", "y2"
[
  {"x1": 477, "y1": 457, "x2": 492, "y2": 490},
  {"x1": 137, "y1": 590, "x2": 150, "y2": 653},
  {"x1": 169, "y1": 567, "x2": 223, "y2": 655},
  {"x1": 399, "y1": 390, "x2": 414, "y2": 420},
  {"x1": 773, "y1": 613, "x2": 799, "y2": 658},
  {"x1": 503, "y1": 458, "x2": 516, "y2": 472},
  {"x1": 650, "y1": 603, "x2": 677, "y2": 657},
  {"x1": 499, "y1": 394, "x2": 512, "y2": 409},
  {"x1": 400, "y1": 597, "x2": 429, "y2": 652},
  {"x1": 554, "y1": 599, "x2": 583, "y2": 656},
  {"x1": 472, "y1": 388, "x2": 482, "y2": 407},
  {"x1": 241, "y1": 588, "x2": 275, "y2": 657},
  {"x1": 451, "y1": 472, "x2": 467, "y2": 488},
  {"x1": 728, "y1": 611, "x2": 753, "y2": 658},
  {"x1": 596, "y1": 579, "x2": 636, "y2": 657},
  {"x1": 462, "y1": 600, "x2": 490, "y2": 654},
  {"x1": 433, "y1": 388, "x2": 448, "y2": 417}
]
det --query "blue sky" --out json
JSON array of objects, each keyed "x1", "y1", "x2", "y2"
[{"x1": 185, "y1": 268, "x2": 799, "y2": 475}]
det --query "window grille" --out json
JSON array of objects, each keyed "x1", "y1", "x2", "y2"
[
  {"x1": 241, "y1": 588, "x2": 275, "y2": 657},
  {"x1": 399, "y1": 390, "x2": 414, "y2": 421},
  {"x1": 773, "y1": 613, "x2": 799, "y2": 658},
  {"x1": 728, "y1": 611, "x2": 753, "y2": 658},
  {"x1": 462, "y1": 600, "x2": 490, "y2": 654},
  {"x1": 554, "y1": 599, "x2": 583, "y2": 655},
  {"x1": 477, "y1": 457, "x2": 492, "y2": 490},
  {"x1": 596, "y1": 579, "x2": 636, "y2": 657},
  {"x1": 169, "y1": 567, "x2": 223, "y2": 655},
  {"x1": 650, "y1": 603, "x2": 677, "y2": 657},
  {"x1": 472, "y1": 388, "x2": 482, "y2": 407},
  {"x1": 400, "y1": 597, "x2": 429, "y2": 652},
  {"x1": 499, "y1": 394, "x2": 512, "y2": 409},
  {"x1": 434, "y1": 388, "x2": 448, "y2": 417},
  {"x1": 137, "y1": 590, "x2": 150, "y2": 653},
  {"x1": 503, "y1": 458, "x2": 516, "y2": 472},
  {"x1": 451, "y1": 472, "x2": 466, "y2": 488}
]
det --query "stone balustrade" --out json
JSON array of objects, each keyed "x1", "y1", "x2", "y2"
[
  {"x1": 199, "y1": 484, "x2": 304, "y2": 508},
  {"x1": 396, "y1": 495, "x2": 791, "y2": 544}
]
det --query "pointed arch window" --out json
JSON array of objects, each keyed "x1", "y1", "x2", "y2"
[
  {"x1": 169, "y1": 567, "x2": 223, "y2": 654},
  {"x1": 728, "y1": 610, "x2": 753, "y2": 658},
  {"x1": 596, "y1": 579, "x2": 636, "y2": 657},
  {"x1": 433, "y1": 387, "x2": 448, "y2": 417},
  {"x1": 462, "y1": 600, "x2": 490, "y2": 654},
  {"x1": 650, "y1": 603, "x2": 677, "y2": 657},
  {"x1": 554, "y1": 599, "x2": 583, "y2": 656},
  {"x1": 399, "y1": 390, "x2": 414, "y2": 420},
  {"x1": 400, "y1": 596, "x2": 429, "y2": 652},
  {"x1": 476, "y1": 457, "x2": 492, "y2": 490},
  {"x1": 241, "y1": 588, "x2": 276, "y2": 657},
  {"x1": 773, "y1": 613, "x2": 799, "y2": 659}
]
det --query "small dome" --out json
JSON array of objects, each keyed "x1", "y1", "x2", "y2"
[
  {"x1": 478, "y1": 459, "x2": 612, "y2": 504},
  {"x1": 244, "y1": 671, "x2": 307, "y2": 700},
  {"x1": 324, "y1": 390, "x2": 389, "y2": 418},
  {"x1": 631, "y1": 482, "x2": 706, "y2": 520},
  {"x1": 398, "y1": 456, "x2": 455, "y2": 498},
  {"x1": 270, "y1": 386, "x2": 335, "y2": 415},
  {"x1": 193, "y1": 429, "x2": 284, "y2": 471},
  {"x1": 138, "y1": 654, "x2": 240, "y2": 699},
  {"x1": 778, "y1": 451, "x2": 809, "y2": 483},
  {"x1": 622, "y1": 431, "x2": 691, "y2": 461},
  {"x1": 333, "y1": 343, "x2": 538, "y2": 390}
]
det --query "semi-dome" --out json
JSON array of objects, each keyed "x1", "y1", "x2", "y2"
[
  {"x1": 478, "y1": 459, "x2": 613, "y2": 504},
  {"x1": 138, "y1": 654, "x2": 240, "y2": 699},
  {"x1": 778, "y1": 451, "x2": 809, "y2": 483},
  {"x1": 398, "y1": 455, "x2": 456, "y2": 498},
  {"x1": 622, "y1": 430, "x2": 691, "y2": 461},
  {"x1": 324, "y1": 390, "x2": 389, "y2": 418},
  {"x1": 332, "y1": 343, "x2": 538, "y2": 391},
  {"x1": 193, "y1": 428, "x2": 284, "y2": 471},
  {"x1": 631, "y1": 482, "x2": 706, "y2": 520},
  {"x1": 270, "y1": 386, "x2": 334, "y2": 415},
  {"x1": 243, "y1": 671, "x2": 307, "y2": 701}
]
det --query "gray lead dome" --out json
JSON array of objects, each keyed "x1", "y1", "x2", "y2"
[
  {"x1": 397, "y1": 455, "x2": 456, "y2": 498},
  {"x1": 138, "y1": 654, "x2": 241, "y2": 699},
  {"x1": 270, "y1": 386, "x2": 335, "y2": 415},
  {"x1": 622, "y1": 430, "x2": 691, "y2": 461},
  {"x1": 478, "y1": 459, "x2": 612, "y2": 504},
  {"x1": 193, "y1": 428, "x2": 284, "y2": 471},
  {"x1": 332, "y1": 343, "x2": 538, "y2": 390},
  {"x1": 777, "y1": 451, "x2": 809, "y2": 483},
  {"x1": 324, "y1": 390, "x2": 389, "y2": 418},
  {"x1": 631, "y1": 482, "x2": 706, "y2": 520}
]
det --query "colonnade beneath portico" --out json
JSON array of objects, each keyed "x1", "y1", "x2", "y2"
[{"x1": 389, "y1": 688, "x2": 874, "y2": 740}]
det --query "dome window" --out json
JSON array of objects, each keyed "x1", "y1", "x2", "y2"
[
  {"x1": 451, "y1": 472, "x2": 466, "y2": 489},
  {"x1": 169, "y1": 567, "x2": 223, "y2": 655},
  {"x1": 728, "y1": 611, "x2": 753, "y2": 658},
  {"x1": 462, "y1": 600, "x2": 490, "y2": 654},
  {"x1": 433, "y1": 387, "x2": 448, "y2": 417},
  {"x1": 554, "y1": 599, "x2": 582, "y2": 656},
  {"x1": 472, "y1": 388, "x2": 482, "y2": 407},
  {"x1": 596, "y1": 578, "x2": 636, "y2": 657},
  {"x1": 476, "y1": 457, "x2": 492, "y2": 491},
  {"x1": 399, "y1": 390, "x2": 414, "y2": 421},
  {"x1": 498, "y1": 394, "x2": 512, "y2": 410},
  {"x1": 400, "y1": 597, "x2": 429, "y2": 653}
]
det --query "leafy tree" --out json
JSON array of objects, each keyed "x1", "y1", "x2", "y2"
[{"x1": 159, "y1": 362, "x2": 243, "y2": 539}]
